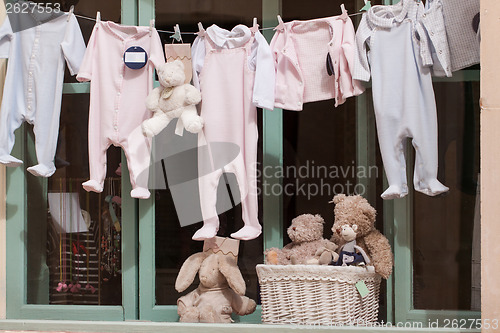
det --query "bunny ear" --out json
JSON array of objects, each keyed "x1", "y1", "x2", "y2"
[
  {"x1": 175, "y1": 252, "x2": 209, "y2": 292},
  {"x1": 219, "y1": 256, "x2": 246, "y2": 296}
]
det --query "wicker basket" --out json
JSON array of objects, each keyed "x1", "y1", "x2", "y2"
[{"x1": 256, "y1": 264, "x2": 381, "y2": 326}]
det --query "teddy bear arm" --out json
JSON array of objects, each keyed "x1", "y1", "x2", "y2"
[
  {"x1": 363, "y1": 231, "x2": 394, "y2": 279},
  {"x1": 184, "y1": 84, "x2": 202, "y2": 105},
  {"x1": 145, "y1": 87, "x2": 163, "y2": 112}
]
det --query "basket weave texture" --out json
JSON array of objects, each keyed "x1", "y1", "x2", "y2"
[{"x1": 256, "y1": 264, "x2": 381, "y2": 326}]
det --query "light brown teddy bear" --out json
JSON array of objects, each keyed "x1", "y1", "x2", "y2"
[
  {"x1": 265, "y1": 214, "x2": 339, "y2": 265},
  {"x1": 175, "y1": 252, "x2": 256, "y2": 323},
  {"x1": 330, "y1": 194, "x2": 393, "y2": 279}
]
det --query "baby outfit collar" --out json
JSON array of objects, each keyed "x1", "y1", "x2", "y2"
[
  {"x1": 367, "y1": 0, "x2": 413, "y2": 28},
  {"x1": 206, "y1": 24, "x2": 252, "y2": 49},
  {"x1": 103, "y1": 21, "x2": 149, "y2": 40}
]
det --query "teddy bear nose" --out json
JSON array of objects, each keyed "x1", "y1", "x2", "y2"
[{"x1": 292, "y1": 227, "x2": 296, "y2": 231}]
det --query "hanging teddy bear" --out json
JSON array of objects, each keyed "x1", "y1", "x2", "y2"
[{"x1": 141, "y1": 59, "x2": 204, "y2": 137}]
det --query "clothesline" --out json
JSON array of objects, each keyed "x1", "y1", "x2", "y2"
[{"x1": 74, "y1": 12, "x2": 364, "y2": 35}]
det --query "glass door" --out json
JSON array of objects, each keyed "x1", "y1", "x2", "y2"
[{"x1": 5, "y1": 0, "x2": 139, "y2": 320}]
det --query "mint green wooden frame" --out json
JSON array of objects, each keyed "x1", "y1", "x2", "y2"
[{"x1": 5, "y1": 0, "x2": 140, "y2": 321}]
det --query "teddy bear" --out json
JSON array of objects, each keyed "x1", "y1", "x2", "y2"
[
  {"x1": 141, "y1": 59, "x2": 204, "y2": 138},
  {"x1": 265, "y1": 214, "x2": 339, "y2": 265},
  {"x1": 175, "y1": 251, "x2": 257, "y2": 323},
  {"x1": 329, "y1": 194, "x2": 393, "y2": 279}
]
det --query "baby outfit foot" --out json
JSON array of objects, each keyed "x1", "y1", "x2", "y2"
[
  {"x1": 381, "y1": 185, "x2": 408, "y2": 200},
  {"x1": 130, "y1": 187, "x2": 151, "y2": 199},
  {"x1": 415, "y1": 179, "x2": 449, "y2": 196},
  {"x1": 27, "y1": 163, "x2": 56, "y2": 177},
  {"x1": 82, "y1": 180, "x2": 104, "y2": 193},
  {"x1": 192, "y1": 224, "x2": 218, "y2": 241},
  {"x1": 0, "y1": 154, "x2": 23, "y2": 167},
  {"x1": 230, "y1": 225, "x2": 262, "y2": 240}
]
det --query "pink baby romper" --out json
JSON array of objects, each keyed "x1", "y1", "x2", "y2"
[
  {"x1": 192, "y1": 23, "x2": 272, "y2": 241},
  {"x1": 77, "y1": 21, "x2": 165, "y2": 199}
]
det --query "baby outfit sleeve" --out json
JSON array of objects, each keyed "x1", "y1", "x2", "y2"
[
  {"x1": 0, "y1": 16, "x2": 13, "y2": 58},
  {"x1": 191, "y1": 35, "x2": 205, "y2": 91},
  {"x1": 61, "y1": 14, "x2": 86, "y2": 76},
  {"x1": 76, "y1": 24, "x2": 98, "y2": 82},
  {"x1": 251, "y1": 31, "x2": 275, "y2": 111},
  {"x1": 149, "y1": 29, "x2": 165, "y2": 69},
  {"x1": 339, "y1": 18, "x2": 365, "y2": 101},
  {"x1": 353, "y1": 15, "x2": 372, "y2": 82}
]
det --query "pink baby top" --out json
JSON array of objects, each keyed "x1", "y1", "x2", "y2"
[
  {"x1": 271, "y1": 11, "x2": 365, "y2": 111},
  {"x1": 77, "y1": 21, "x2": 165, "y2": 199}
]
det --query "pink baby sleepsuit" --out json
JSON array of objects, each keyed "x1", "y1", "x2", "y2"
[
  {"x1": 191, "y1": 23, "x2": 275, "y2": 241},
  {"x1": 77, "y1": 21, "x2": 164, "y2": 199},
  {"x1": 271, "y1": 10, "x2": 364, "y2": 111}
]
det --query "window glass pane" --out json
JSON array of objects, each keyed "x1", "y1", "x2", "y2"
[
  {"x1": 27, "y1": 94, "x2": 123, "y2": 305},
  {"x1": 413, "y1": 81, "x2": 480, "y2": 311},
  {"x1": 153, "y1": 0, "x2": 263, "y2": 306}
]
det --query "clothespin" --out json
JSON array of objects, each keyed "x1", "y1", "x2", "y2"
[
  {"x1": 170, "y1": 24, "x2": 182, "y2": 42},
  {"x1": 274, "y1": 15, "x2": 285, "y2": 31},
  {"x1": 196, "y1": 22, "x2": 205, "y2": 36},
  {"x1": 360, "y1": 0, "x2": 371, "y2": 11},
  {"x1": 67, "y1": 5, "x2": 74, "y2": 22},
  {"x1": 340, "y1": 4, "x2": 348, "y2": 20},
  {"x1": 96, "y1": 11, "x2": 101, "y2": 24},
  {"x1": 149, "y1": 19, "x2": 155, "y2": 37},
  {"x1": 253, "y1": 17, "x2": 258, "y2": 27}
]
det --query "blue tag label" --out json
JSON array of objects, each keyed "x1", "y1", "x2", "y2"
[{"x1": 124, "y1": 46, "x2": 148, "y2": 69}]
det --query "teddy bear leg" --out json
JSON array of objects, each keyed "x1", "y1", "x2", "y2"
[
  {"x1": 181, "y1": 107, "x2": 204, "y2": 134},
  {"x1": 142, "y1": 112, "x2": 171, "y2": 137}
]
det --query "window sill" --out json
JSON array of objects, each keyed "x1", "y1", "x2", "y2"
[{"x1": 0, "y1": 319, "x2": 481, "y2": 332}]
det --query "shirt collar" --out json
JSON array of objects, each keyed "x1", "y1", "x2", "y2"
[
  {"x1": 206, "y1": 24, "x2": 251, "y2": 49},
  {"x1": 366, "y1": 0, "x2": 415, "y2": 28},
  {"x1": 103, "y1": 21, "x2": 149, "y2": 41}
]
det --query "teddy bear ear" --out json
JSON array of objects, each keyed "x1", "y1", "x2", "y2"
[
  {"x1": 173, "y1": 59, "x2": 185, "y2": 70},
  {"x1": 331, "y1": 194, "x2": 346, "y2": 204},
  {"x1": 314, "y1": 214, "x2": 325, "y2": 224}
]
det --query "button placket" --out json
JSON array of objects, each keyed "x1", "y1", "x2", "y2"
[{"x1": 27, "y1": 26, "x2": 41, "y2": 117}]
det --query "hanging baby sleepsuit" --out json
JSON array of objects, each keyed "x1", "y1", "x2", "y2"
[
  {"x1": 77, "y1": 19, "x2": 165, "y2": 199},
  {"x1": 0, "y1": 13, "x2": 86, "y2": 177},
  {"x1": 354, "y1": 0, "x2": 450, "y2": 199},
  {"x1": 191, "y1": 23, "x2": 275, "y2": 241},
  {"x1": 271, "y1": 9, "x2": 364, "y2": 110}
]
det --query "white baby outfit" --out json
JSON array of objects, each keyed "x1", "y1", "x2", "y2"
[
  {"x1": 354, "y1": 0, "x2": 450, "y2": 199},
  {"x1": 191, "y1": 23, "x2": 275, "y2": 240},
  {"x1": 0, "y1": 13, "x2": 86, "y2": 177}
]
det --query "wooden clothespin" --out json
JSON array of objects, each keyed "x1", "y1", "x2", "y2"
[
  {"x1": 96, "y1": 11, "x2": 101, "y2": 24},
  {"x1": 149, "y1": 19, "x2": 155, "y2": 37},
  {"x1": 360, "y1": 0, "x2": 372, "y2": 12},
  {"x1": 170, "y1": 24, "x2": 182, "y2": 42},
  {"x1": 67, "y1": 5, "x2": 74, "y2": 22},
  {"x1": 274, "y1": 15, "x2": 285, "y2": 31},
  {"x1": 196, "y1": 22, "x2": 205, "y2": 36},
  {"x1": 253, "y1": 17, "x2": 258, "y2": 27}
]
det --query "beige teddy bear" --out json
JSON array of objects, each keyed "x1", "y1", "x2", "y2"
[
  {"x1": 142, "y1": 59, "x2": 203, "y2": 137},
  {"x1": 330, "y1": 194, "x2": 393, "y2": 279},
  {"x1": 265, "y1": 214, "x2": 339, "y2": 265},
  {"x1": 175, "y1": 252, "x2": 256, "y2": 323}
]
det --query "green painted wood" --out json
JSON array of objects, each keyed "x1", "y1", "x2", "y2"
[
  {"x1": 0, "y1": 319, "x2": 482, "y2": 333},
  {"x1": 404, "y1": 309, "x2": 480, "y2": 325},
  {"x1": 122, "y1": 0, "x2": 138, "y2": 25},
  {"x1": 25, "y1": 127, "x2": 49, "y2": 305},
  {"x1": 120, "y1": 0, "x2": 139, "y2": 321},
  {"x1": 262, "y1": 0, "x2": 283, "y2": 253},
  {"x1": 14, "y1": 305, "x2": 124, "y2": 321},
  {"x1": 62, "y1": 82, "x2": 90, "y2": 94},
  {"x1": 5, "y1": 126, "x2": 27, "y2": 319},
  {"x1": 432, "y1": 70, "x2": 480, "y2": 83}
]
